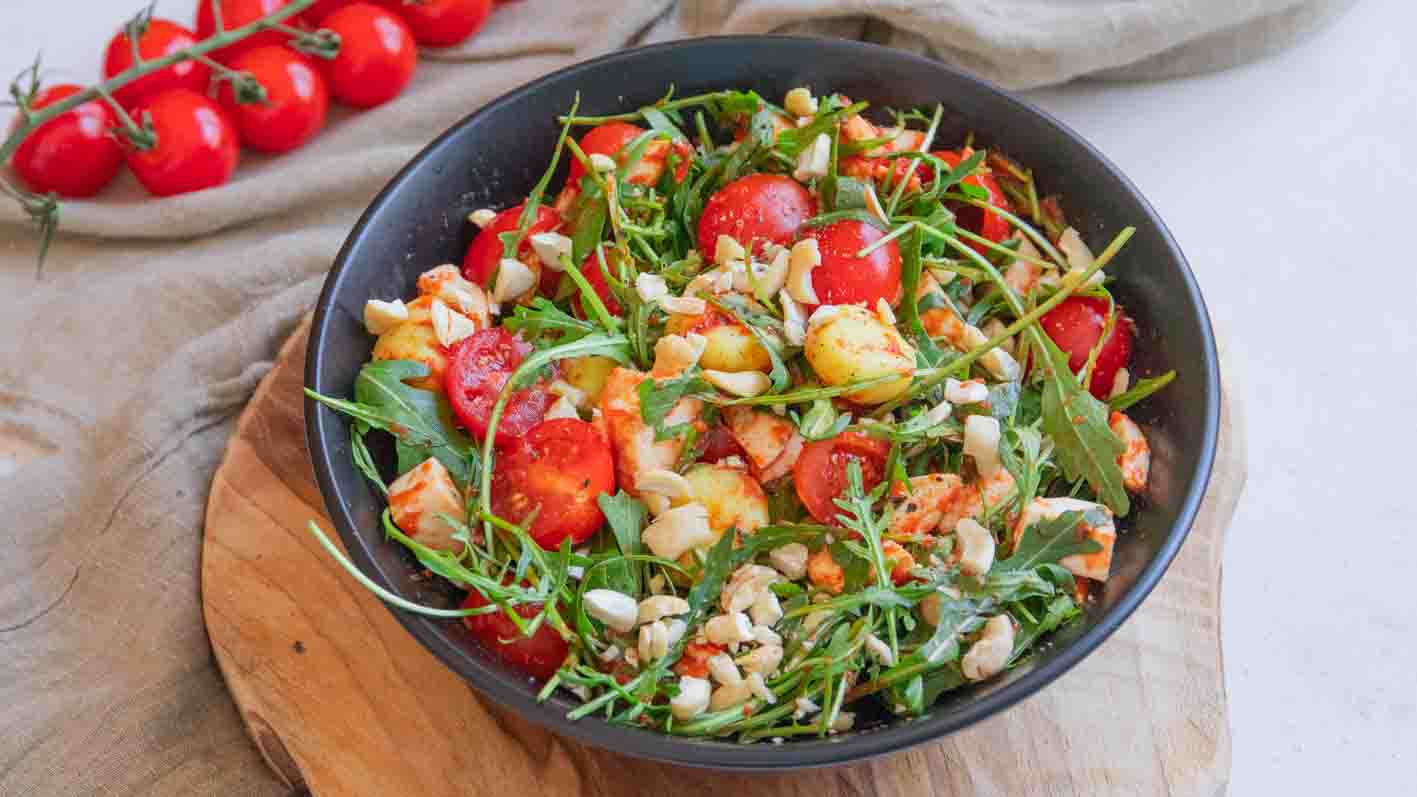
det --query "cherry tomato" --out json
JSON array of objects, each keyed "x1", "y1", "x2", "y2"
[
  {"x1": 793, "y1": 431, "x2": 890, "y2": 525},
  {"x1": 933, "y1": 149, "x2": 1013, "y2": 250},
  {"x1": 571, "y1": 248, "x2": 625, "y2": 318},
  {"x1": 386, "y1": 0, "x2": 491, "y2": 46},
  {"x1": 461, "y1": 203, "x2": 563, "y2": 286},
  {"x1": 445, "y1": 328, "x2": 554, "y2": 448},
  {"x1": 124, "y1": 89, "x2": 239, "y2": 197},
  {"x1": 218, "y1": 46, "x2": 328, "y2": 153},
  {"x1": 300, "y1": 0, "x2": 357, "y2": 26},
  {"x1": 461, "y1": 584, "x2": 568, "y2": 681},
  {"x1": 196, "y1": 0, "x2": 295, "y2": 64},
  {"x1": 699, "y1": 423, "x2": 745, "y2": 464},
  {"x1": 565, "y1": 122, "x2": 690, "y2": 187},
  {"x1": 800, "y1": 219, "x2": 902, "y2": 308},
  {"x1": 318, "y1": 3, "x2": 417, "y2": 108},
  {"x1": 490, "y1": 418, "x2": 615, "y2": 550},
  {"x1": 696, "y1": 173, "x2": 815, "y2": 259},
  {"x1": 10, "y1": 85, "x2": 123, "y2": 198},
  {"x1": 1040, "y1": 296, "x2": 1134, "y2": 400},
  {"x1": 103, "y1": 18, "x2": 211, "y2": 109}
]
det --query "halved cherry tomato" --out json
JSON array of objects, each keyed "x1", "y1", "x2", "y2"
[
  {"x1": 490, "y1": 418, "x2": 615, "y2": 549},
  {"x1": 699, "y1": 423, "x2": 746, "y2": 464},
  {"x1": 461, "y1": 204, "x2": 563, "y2": 287},
  {"x1": 570, "y1": 248, "x2": 625, "y2": 318},
  {"x1": 218, "y1": 46, "x2": 328, "y2": 153},
  {"x1": 318, "y1": 3, "x2": 417, "y2": 108},
  {"x1": 196, "y1": 0, "x2": 295, "y2": 64},
  {"x1": 11, "y1": 85, "x2": 123, "y2": 198},
  {"x1": 461, "y1": 584, "x2": 568, "y2": 681},
  {"x1": 445, "y1": 328, "x2": 555, "y2": 448},
  {"x1": 800, "y1": 219, "x2": 902, "y2": 308},
  {"x1": 1040, "y1": 295, "x2": 1134, "y2": 399},
  {"x1": 696, "y1": 173, "x2": 815, "y2": 259},
  {"x1": 124, "y1": 89, "x2": 240, "y2": 197},
  {"x1": 387, "y1": 0, "x2": 492, "y2": 47},
  {"x1": 933, "y1": 149, "x2": 1012, "y2": 250},
  {"x1": 565, "y1": 122, "x2": 691, "y2": 187},
  {"x1": 103, "y1": 18, "x2": 211, "y2": 109},
  {"x1": 793, "y1": 431, "x2": 890, "y2": 525}
]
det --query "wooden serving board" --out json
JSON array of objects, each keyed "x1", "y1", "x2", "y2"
[{"x1": 201, "y1": 318, "x2": 1245, "y2": 797}]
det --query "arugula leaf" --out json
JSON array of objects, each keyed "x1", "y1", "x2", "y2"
[
  {"x1": 684, "y1": 528, "x2": 737, "y2": 624},
  {"x1": 1110, "y1": 369, "x2": 1177, "y2": 412},
  {"x1": 999, "y1": 425, "x2": 1049, "y2": 511},
  {"x1": 594, "y1": 491, "x2": 646, "y2": 595},
  {"x1": 992, "y1": 510, "x2": 1101, "y2": 575},
  {"x1": 1010, "y1": 594, "x2": 1081, "y2": 663},
  {"x1": 898, "y1": 228, "x2": 943, "y2": 360},
  {"x1": 349, "y1": 425, "x2": 388, "y2": 495},
  {"x1": 792, "y1": 398, "x2": 852, "y2": 441},
  {"x1": 775, "y1": 100, "x2": 868, "y2": 157},
  {"x1": 503, "y1": 297, "x2": 596, "y2": 344},
  {"x1": 916, "y1": 595, "x2": 991, "y2": 664},
  {"x1": 637, "y1": 370, "x2": 710, "y2": 440},
  {"x1": 1037, "y1": 336, "x2": 1130, "y2": 515}
]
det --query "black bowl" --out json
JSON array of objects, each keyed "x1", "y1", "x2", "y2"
[{"x1": 305, "y1": 35, "x2": 1219, "y2": 770}]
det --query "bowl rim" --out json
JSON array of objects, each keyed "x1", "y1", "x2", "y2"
[{"x1": 305, "y1": 33, "x2": 1220, "y2": 771}]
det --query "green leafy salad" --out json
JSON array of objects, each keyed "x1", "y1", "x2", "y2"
[{"x1": 305, "y1": 84, "x2": 1173, "y2": 741}]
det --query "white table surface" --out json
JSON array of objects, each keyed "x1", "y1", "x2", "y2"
[{"x1": 3, "y1": 1, "x2": 1413, "y2": 793}]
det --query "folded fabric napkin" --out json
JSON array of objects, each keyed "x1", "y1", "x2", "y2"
[{"x1": 0, "y1": 1, "x2": 1348, "y2": 794}]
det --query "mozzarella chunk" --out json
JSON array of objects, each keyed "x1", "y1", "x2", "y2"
[
  {"x1": 417, "y1": 264, "x2": 491, "y2": 328},
  {"x1": 364, "y1": 298, "x2": 408, "y2": 336},
  {"x1": 671, "y1": 677, "x2": 711, "y2": 720},
  {"x1": 963, "y1": 415, "x2": 1002, "y2": 478},
  {"x1": 945, "y1": 377, "x2": 989, "y2": 405},
  {"x1": 642, "y1": 503, "x2": 715, "y2": 561},
  {"x1": 1110, "y1": 410, "x2": 1151, "y2": 493},
  {"x1": 792, "y1": 132, "x2": 831, "y2": 181},
  {"x1": 387, "y1": 457, "x2": 467, "y2": 552},
  {"x1": 961, "y1": 614, "x2": 1015, "y2": 681},
  {"x1": 584, "y1": 589, "x2": 638, "y2": 633},
  {"x1": 530, "y1": 232, "x2": 573, "y2": 272}
]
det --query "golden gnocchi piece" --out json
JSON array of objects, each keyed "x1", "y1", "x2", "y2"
[
  {"x1": 561, "y1": 355, "x2": 618, "y2": 407},
  {"x1": 684, "y1": 463, "x2": 770, "y2": 542},
  {"x1": 804, "y1": 305, "x2": 916, "y2": 404},
  {"x1": 665, "y1": 307, "x2": 772, "y2": 373},
  {"x1": 371, "y1": 295, "x2": 447, "y2": 391}
]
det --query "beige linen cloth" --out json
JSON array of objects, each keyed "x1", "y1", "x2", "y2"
[{"x1": 0, "y1": 1, "x2": 1346, "y2": 794}]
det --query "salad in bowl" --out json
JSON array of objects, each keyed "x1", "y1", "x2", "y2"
[{"x1": 306, "y1": 83, "x2": 1173, "y2": 742}]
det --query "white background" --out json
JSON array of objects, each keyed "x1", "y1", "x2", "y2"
[{"x1": 3, "y1": 0, "x2": 1414, "y2": 793}]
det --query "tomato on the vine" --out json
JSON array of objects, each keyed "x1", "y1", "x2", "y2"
[
  {"x1": 799, "y1": 219, "x2": 902, "y2": 308},
  {"x1": 218, "y1": 46, "x2": 328, "y2": 153},
  {"x1": 11, "y1": 85, "x2": 124, "y2": 198},
  {"x1": 318, "y1": 3, "x2": 418, "y2": 108},
  {"x1": 124, "y1": 89, "x2": 240, "y2": 197},
  {"x1": 793, "y1": 432, "x2": 889, "y2": 525},
  {"x1": 299, "y1": 0, "x2": 357, "y2": 26},
  {"x1": 1040, "y1": 295, "x2": 1134, "y2": 400},
  {"x1": 696, "y1": 173, "x2": 815, "y2": 259},
  {"x1": 195, "y1": 0, "x2": 296, "y2": 64},
  {"x1": 490, "y1": 418, "x2": 615, "y2": 550},
  {"x1": 386, "y1": 0, "x2": 491, "y2": 47},
  {"x1": 444, "y1": 327, "x2": 554, "y2": 448},
  {"x1": 103, "y1": 18, "x2": 211, "y2": 109},
  {"x1": 933, "y1": 149, "x2": 1013, "y2": 250},
  {"x1": 461, "y1": 584, "x2": 568, "y2": 681},
  {"x1": 461, "y1": 203, "x2": 562, "y2": 287}
]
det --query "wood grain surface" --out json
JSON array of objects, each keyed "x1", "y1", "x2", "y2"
[{"x1": 200, "y1": 319, "x2": 1245, "y2": 796}]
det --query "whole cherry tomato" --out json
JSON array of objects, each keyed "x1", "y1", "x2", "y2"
[
  {"x1": 800, "y1": 219, "x2": 902, "y2": 308},
  {"x1": 696, "y1": 173, "x2": 815, "y2": 259},
  {"x1": 461, "y1": 203, "x2": 563, "y2": 286},
  {"x1": 444, "y1": 327, "x2": 555, "y2": 448},
  {"x1": 318, "y1": 3, "x2": 418, "y2": 108},
  {"x1": 386, "y1": 0, "x2": 491, "y2": 47},
  {"x1": 699, "y1": 423, "x2": 746, "y2": 464},
  {"x1": 218, "y1": 46, "x2": 328, "y2": 153},
  {"x1": 103, "y1": 18, "x2": 211, "y2": 109},
  {"x1": 490, "y1": 418, "x2": 615, "y2": 550},
  {"x1": 124, "y1": 89, "x2": 240, "y2": 197},
  {"x1": 1040, "y1": 296, "x2": 1134, "y2": 400},
  {"x1": 299, "y1": 0, "x2": 357, "y2": 26},
  {"x1": 11, "y1": 85, "x2": 123, "y2": 198},
  {"x1": 195, "y1": 0, "x2": 296, "y2": 64},
  {"x1": 566, "y1": 122, "x2": 691, "y2": 188},
  {"x1": 793, "y1": 431, "x2": 890, "y2": 525},
  {"x1": 571, "y1": 247, "x2": 625, "y2": 318},
  {"x1": 461, "y1": 584, "x2": 568, "y2": 681},
  {"x1": 933, "y1": 149, "x2": 1013, "y2": 250}
]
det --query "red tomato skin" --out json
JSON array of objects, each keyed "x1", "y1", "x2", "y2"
[
  {"x1": 571, "y1": 249, "x2": 625, "y2": 318},
  {"x1": 196, "y1": 0, "x2": 295, "y2": 64},
  {"x1": 444, "y1": 328, "x2": 554, "y2": 448},
  {"x1": 696, "y1": 174, "x2": 815, "y2": 259},
  {"x1": 461, "y1": 204, "x2": 563, "y2": 286},
  {"x1": 11, "y1": 85, "x2": 123, "y2": 198},
  {"x1": 318, "y1": 3, "x2": 418, "y2": 108},
  {"x1": 124, "y1": 89, "x2": 240, "y2": 197},
  {"x1": 461, "y1": 588, "x2": 568, "y2": 681},
  {"x1": 933, "y1": 149, "x2": 1012, "y2": 249},
  {"x1": 218, "y1": 46, "x2": 329, "y2": 153},
  {"x1": 793, "y1": 432, "x2": 890, "y2": 525},
  {"x1": 699, "y1": 423, "x2": 746, "y2": 464},
  {"x1": 103, "y1": 19, "x2": 211, "y2": 109},
  {"x1": 385, "y1": 0, "x2": 491, "y2": 46},
  {"x1": 801, "y1": 220, "x2": 903, "y2": 308},
  {"x1": 1040, "y1": 296, "x2": 1135, "y2": 399},
  {"x1": 490, "y1": 418, "x2": 616, "y2": 550},
  {"x1": 300, "y1": 0, "x2": 357, "y2": 26}
]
